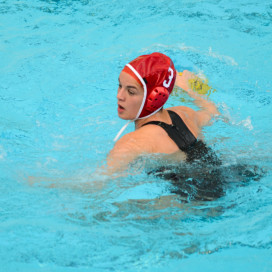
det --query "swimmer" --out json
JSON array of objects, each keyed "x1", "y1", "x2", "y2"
[
  {"x1": 107, "y1": 52, "x2": 220, "y2": 172},
  {"x1": 28, "y1": 52, "x2": 264, "y2": 198}
]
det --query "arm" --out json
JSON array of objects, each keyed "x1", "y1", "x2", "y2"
[
  {"x1": 28, "y1": 133, "x2": 146, "y2": 188},
  {"x1": 175, "y1": 70, "x2": 220, "y2": 127},
  {"x1": 28, "y1": 173, "x2": 107, "y2": 191}
]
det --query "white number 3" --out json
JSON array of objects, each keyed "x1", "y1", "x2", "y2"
[{"x1": 163, "y1": 67, "x2": 174, "y2": 88}]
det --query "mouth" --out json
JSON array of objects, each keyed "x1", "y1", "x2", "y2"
[{"x1": 118, "y1": 104, "x2": 125, "y2": 113}]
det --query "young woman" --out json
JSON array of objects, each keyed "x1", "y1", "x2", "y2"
[
  {"x1": 107, "y1": 52, "x2": 220, "y2": 172},
  {"x1": 29, "y1": 52, "x2": 263, "y2": 200}
]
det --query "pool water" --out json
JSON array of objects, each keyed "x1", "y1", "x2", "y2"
[{"x1": 0, "y1": 0, "x2": 272, "y2": 271}]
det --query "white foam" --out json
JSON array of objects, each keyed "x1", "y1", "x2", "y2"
[
  {"x1": 218, "y1": 103, "x2": 254, "y2": 130},
  {"x1": 238, "y1": 116, "x2": 253, "y2": 130},
  {"x1": 208, "y1": 47, "x2": 238, "y2": 66}
]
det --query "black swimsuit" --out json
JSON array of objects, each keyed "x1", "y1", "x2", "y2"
[
  {"x1": 143, "y1": 110, "x2": 224, "y2": 201},
  {"x1": 142, "y1": 110, "x2": 221, "y2": 165},
  {"x1": 143, "y1": 110, "x2": 265, "y2": 201},
  {"x1": 142, "y1": 110, "x2": 197, "y2": 151}
]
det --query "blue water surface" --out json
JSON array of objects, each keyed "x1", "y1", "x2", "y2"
[{"x1": 0, "y1": 0, "x2": 272, "y2": 271}]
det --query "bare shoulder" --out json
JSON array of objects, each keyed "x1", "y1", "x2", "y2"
[
  {"x1": 166, "y1": 106, "x2": 199, "y2": 125},
  {"x1": 112, "y1": 130, "x2": 151, "y2": 153},
  {"x1": 166, "y1": 106, "x2": 200, "y2": 138},
  {"x1": 109, "y1": 124, "x2": 169, "y2": 157},
  {"x1": 167, "y1": 106, "x2": 197, "y2": 117},
  {"x1": 107, "y1": 129, "x2": 154, "y2": 171}
]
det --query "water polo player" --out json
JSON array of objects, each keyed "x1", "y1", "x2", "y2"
[
  {"x1": 107, "y1": 52, "x2": 220, "y2": 172},
  {"x1": 28, "y1": 52, "x2": 264, "y2": 199}
]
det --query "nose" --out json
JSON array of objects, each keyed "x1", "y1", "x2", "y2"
[{"x1": 117, "y1": 87, "x2": 125, "y2": 101}]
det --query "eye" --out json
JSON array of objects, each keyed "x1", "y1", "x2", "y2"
[{"x1": 128, "y1": 89, "x2": 135, "y2": 95}]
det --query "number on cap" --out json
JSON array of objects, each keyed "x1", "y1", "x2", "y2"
[{"x1": 163, "y1": 67, "x2": 174, "y2": 88}]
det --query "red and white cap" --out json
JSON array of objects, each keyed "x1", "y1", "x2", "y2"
[
  {"x1": 114, "y1": 52, "x2": 176, "y2": 141},
  {"x1": 123, "y1": 52, "x2": 176, "y2": 119}
]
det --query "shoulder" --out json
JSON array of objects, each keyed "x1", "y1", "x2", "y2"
[
  {"x1": 109, "y1": 130, "x2": 152, "y2": 160},
  {"x1": 166, "y1": 106, "x2": 199, "y2": 125},
  {"x1": 167, "y1": 106, "x2": 197, "y2": 117},
  {"x1": 110, "y1": 123, "x2": 167, "y2": 158},
  {"x1": 114, "y1": 127, "x2": 158, "y2": 153},
  {"x1": 165, "y1": 106, "x2": 201, "y2": 137},
  {"x1": 107, "y1": 130, "x2": 154, "y2": 171}
]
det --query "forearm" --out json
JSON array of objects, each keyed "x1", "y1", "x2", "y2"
[
  {"x1": 28, "y1": 173, "x2": 109, "y2": 192},
  {"x1": 175, "y1": 71, "x2": 220, "y2": 116},
  {"x1": 184, "y1": 88, "x2": 220, "y2": 116}
]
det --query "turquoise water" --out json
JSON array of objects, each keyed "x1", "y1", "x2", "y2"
[{"x1": 0, "y1": 0, "x2": 272, "y2": 271}]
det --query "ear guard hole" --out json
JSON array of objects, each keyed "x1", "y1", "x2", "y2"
[{"x1": 145, "y1": 87, "x2": 169, "y2": 112}]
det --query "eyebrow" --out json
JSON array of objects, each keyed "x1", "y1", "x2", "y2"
[
  {"x1": 118, "y1": 78, "x2": 138, "y2": 89},
  {"x1": 126, "y1": 86, "x2": 138, "y2": 89}
]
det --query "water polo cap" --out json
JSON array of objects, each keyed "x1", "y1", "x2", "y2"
[
  {"x1": 124, "y1": 52, "x2": 176, "y2": 119},
  {"x1": 114, "y1": 52, "x2": 176, "y2": 141}
]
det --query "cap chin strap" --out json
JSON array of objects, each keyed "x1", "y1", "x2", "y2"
[
  {"x1": 113, "y1": 120, "x2": 133, "y2": 142},
  {"x1": 113, "y1": 106, "x2": 163, "y2": 142}
]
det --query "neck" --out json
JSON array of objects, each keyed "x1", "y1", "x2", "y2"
[{"x1": 134, "y1": 109, "x2": 168, "y2": 129}]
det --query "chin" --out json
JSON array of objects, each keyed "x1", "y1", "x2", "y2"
[
  {"x1": 118, "y1": 112, "x2": 134, "y2": 120},
  {"x1": 118, "y1": 115, "x2": 130, "y2": 120}
]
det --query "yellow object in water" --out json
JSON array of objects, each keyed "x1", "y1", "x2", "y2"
[{"x1": 178, "y1": 72, "x2": 216, "y2": 96}]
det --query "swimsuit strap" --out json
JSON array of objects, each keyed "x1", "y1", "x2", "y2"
[{"x1": 142, "y1": 110, "x2": 197, "y2": 151}]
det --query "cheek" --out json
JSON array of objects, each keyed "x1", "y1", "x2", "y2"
[{"x1": 133, "y1": 96, "x2": 143, "y2": 109}]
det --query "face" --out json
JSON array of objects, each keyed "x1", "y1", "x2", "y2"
[{"x1": 117, "y1": 71, "x2": 144, "y2": 120}]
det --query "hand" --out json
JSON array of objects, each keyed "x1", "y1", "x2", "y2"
[{"x1": 175, "y1": 70, "x2": 197, "y2": 91}]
